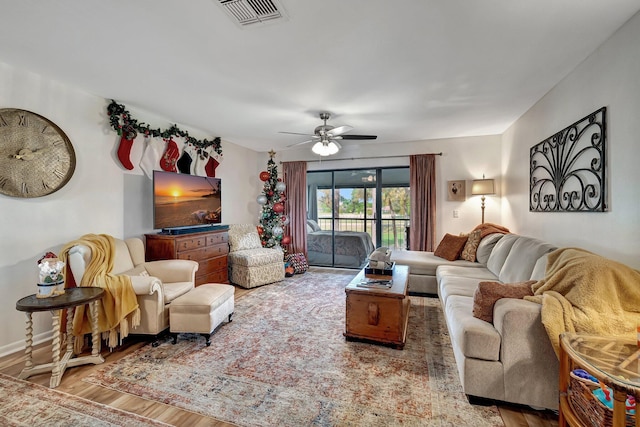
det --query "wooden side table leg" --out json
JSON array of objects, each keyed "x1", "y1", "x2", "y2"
[
  {"x1": 23, "y1": 312, "x2": 34, "y2": 369},
  {"x1": 65, "y1": 307, "x2": 74, "y2": 354},
  {"x1": 89, "y1": 299, "x2": 101, "y2": 358},
  {"x1": 49, "y1": 309, "x2": 62, "y2": 388},
  {"x1": 19, "y1": 312, "x2": 34, "y2": 376}
]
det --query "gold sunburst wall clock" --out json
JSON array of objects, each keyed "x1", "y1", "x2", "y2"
[{"x1": 0, "y1": 109, "x2": 76, "y2": 198}]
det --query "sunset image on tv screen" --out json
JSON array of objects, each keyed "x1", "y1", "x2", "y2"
[{"x1": 153, "y1": 171, "x2": 221, "y2": 229}]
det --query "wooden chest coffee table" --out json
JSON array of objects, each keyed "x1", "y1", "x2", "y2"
[{"x1": 344, "y1": 265, "x2": 410, "y2": 349}]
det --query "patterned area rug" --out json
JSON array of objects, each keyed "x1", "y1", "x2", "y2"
[
  {"x1": 0, "y1": 372, "x2": 170, "y2": 426},
  {"x1": 84, "y1": 268, "x2": 504, "y2": 426}
]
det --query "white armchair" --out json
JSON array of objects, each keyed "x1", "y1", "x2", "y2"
[{"x1": 67, "y1": 236, "x2": 198, "y2": 338}]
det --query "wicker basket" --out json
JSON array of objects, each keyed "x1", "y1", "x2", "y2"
[{"x1": 569, "y1": 372, "x2": 635, "y2": 427}]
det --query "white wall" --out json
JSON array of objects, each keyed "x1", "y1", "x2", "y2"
[
  {"x1": 0, "y1": 62, "x2": 260, "y2": 355},
  {"x1": 279, "y1": 134, "x2": 503, "y2": 243},
  {"x1": 501, "y1": 11, "x2": 640, "y2": 268}
]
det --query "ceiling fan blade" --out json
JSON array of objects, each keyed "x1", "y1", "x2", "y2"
[
  {"x1": 286, "y1": 139, "x2": 314, "y2": 148},
  {"x1": 279, "y1": 131, "x2": 315, "y2": 137},
  {"x1": 327, "y1": 125, "x2": 353, "y2": 136},
  {"x1": 340, "y1": 134, "x2": 377, "y2": 140}
]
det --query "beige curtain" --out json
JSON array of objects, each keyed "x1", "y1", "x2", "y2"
[
  {"x1": 409, "y1": 154, "x2": 437, "y2": 251},
  {"x1": 282, "y1": 161, "x2": 307, "y2": 256}
]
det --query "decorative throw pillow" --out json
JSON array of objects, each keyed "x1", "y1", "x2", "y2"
[
  {"x1": 472, "y1": 280, "x2": 536, "y2": 323},
  {"x1": 434, "y1": 233, "x2": 468, "y2": 261},
  {"x1": 229, "y1": 231, "x2": 262, "y2": 252},
  {"x1": 460, "y1": 229, "x2": 482, "y2": 262}
]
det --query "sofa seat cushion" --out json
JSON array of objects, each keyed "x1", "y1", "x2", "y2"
[
  {"x1": 438, "y1": 273, "x2": 498, "y2": 305},
  {"x1": 391, "y1": 251, "x2": 480, "y2": 276},
  {"x1": 436, "y1": 265, "x2": 497, "y2": 282},
  {"x1": 445, "y1": 295, "x2": 501, "y2": 361},
  {"x1": 162, "y1": 281, "x2": 195, "y2": 304},
  {"x1": 228, "y1": 248, "x2": 283, "y2": 267}
]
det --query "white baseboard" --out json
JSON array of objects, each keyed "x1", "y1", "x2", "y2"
[{"x1": 0, "y1": 330, "x2": 53, "y2": 359}]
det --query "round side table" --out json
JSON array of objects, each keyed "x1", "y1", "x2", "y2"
[{"x1": 16, "y1": 287, "x2": 105, "y2": 388}]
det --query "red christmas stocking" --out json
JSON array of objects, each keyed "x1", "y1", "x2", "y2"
[
  {"x1": 116, "y1": 125, "x2": 137, "y2": 170},
  {"x1": 160, "y1": 139, "x2": 180, "y2": 172},
  {"x1": 205, "y1": 156, "x2": 220, "y2": 177}
]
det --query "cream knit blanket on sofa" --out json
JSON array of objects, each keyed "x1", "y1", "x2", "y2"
[{"x1": 525, "y1": 248, "x2": 640, "y2": 356}]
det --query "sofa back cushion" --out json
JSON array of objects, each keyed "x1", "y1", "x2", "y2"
[
  {"x1": 530, "y1": 254, "x2": 550, "y2": 281},
  {"x1": 112, "y1": 238, "x2": 136, "y2": 274},
  {"x1": 486, "y1": 234, "x2": 519, "y2": 276},
  {"x1": 498, "y1": 236, "x2": 556, "y2": 283},
  {"x1": 476, "y1": 233, "x2": 504, "y2": 265}
]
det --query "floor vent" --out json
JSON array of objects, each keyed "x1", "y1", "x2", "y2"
[{"x1": 217, "y1": 0, "x2": 287, "y2": 27}]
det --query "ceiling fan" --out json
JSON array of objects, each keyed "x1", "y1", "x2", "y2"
[{"x1": 280, "y1": 112, "x2": 377, "y2": 156}]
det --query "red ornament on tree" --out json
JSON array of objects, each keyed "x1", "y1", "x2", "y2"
[
  {"x1": 281, "y1": 235, "x2": 291, "y2": 245},
  {"x1": 273, "y1": 203, "x2": 284, "y2": 213},
  {"x1": 259, "y1": 171, "x2": 270, "y2": 181}
]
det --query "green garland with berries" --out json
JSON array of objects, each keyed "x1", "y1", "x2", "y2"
[{"x1": 107, "y1": 100, "x2": 222, "y2": 155}]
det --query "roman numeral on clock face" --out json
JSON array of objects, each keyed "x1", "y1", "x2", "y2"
[
  {"x1": 0, "y1": 177, "x2": 7, "y2": 188},
  {"x1": 18, "y1": 114, "x2": 28, "y2": 127},
  {"x1": 22, "y1": 182, "x2": 28, "y2": 194},
  {"x1": 53, "y1": 169, "x2": 64, "y2": 179},
  {"x1": 0, "y1": 115, "x2": 7, "y2": 127},
  {"x1": 42, "y1": 180, "x2": 51, "y2": 190}
]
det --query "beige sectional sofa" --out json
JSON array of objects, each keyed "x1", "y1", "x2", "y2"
[{"x1": 393, "y1": 233, "x2": 560, "y2": 410}]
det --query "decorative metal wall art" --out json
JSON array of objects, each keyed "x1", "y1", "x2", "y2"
[{"x1": 529, "y1": 107, "x2": 606, "y2": 212}]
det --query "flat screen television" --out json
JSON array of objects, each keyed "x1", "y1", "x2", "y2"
[{"x1": 153, "y1": 170, "x2": 221, "y2": 232}]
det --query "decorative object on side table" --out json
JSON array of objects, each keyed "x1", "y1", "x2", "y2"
[{"x1": 36, "y1": 252, "x2": 65, "y2": 298}]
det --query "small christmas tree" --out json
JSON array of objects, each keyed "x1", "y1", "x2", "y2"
[{"x1": 257, "y1": 150, "x2": 290, "y2": 249}]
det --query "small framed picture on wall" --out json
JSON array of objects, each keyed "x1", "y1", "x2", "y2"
[{"x1": 447, "y1": 180, "x2": 465, "y2": 201}]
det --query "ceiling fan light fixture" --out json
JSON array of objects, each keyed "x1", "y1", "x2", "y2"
[{"x1": 311, "y1": 140, "x2": 340, "y2": 156}]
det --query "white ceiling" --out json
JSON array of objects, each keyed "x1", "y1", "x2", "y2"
[{"x1": 1, "y1": 1, "x2": 639, "y2": 154}]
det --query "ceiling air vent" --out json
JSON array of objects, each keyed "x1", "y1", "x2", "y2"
[{"x1": 217, "y1": 0, "x2": 287, "y2": 27}]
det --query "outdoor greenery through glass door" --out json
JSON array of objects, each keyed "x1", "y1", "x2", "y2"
[{"x1": 308, "y1": 167, "x2": 410, "y2": 267}]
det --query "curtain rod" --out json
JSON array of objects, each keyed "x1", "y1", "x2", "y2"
[{"x1": 281, "y1": 152, "x2": 442, "y2": 163}]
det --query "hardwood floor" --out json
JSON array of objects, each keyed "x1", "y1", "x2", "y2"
[{"x1": 0, "y1": 285, "x2": 559, "y2": 426}]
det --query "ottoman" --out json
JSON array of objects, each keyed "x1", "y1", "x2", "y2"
[{"x1": 169, "y1": 284, "x2": 235, "y2": 346}]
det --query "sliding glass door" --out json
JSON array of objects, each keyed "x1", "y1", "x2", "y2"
[{"x1": 307, "y1": 167, "x2": 409, "y2": 268}]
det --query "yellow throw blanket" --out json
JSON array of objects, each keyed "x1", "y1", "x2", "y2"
[
  {"x1": 525, "y1": 247, "x2": 640, "y2": 356},
  {"x1": 60, "y1": 234, "x2": 140, "y2": 350}
]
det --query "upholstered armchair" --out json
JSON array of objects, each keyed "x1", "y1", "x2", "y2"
[
  {"x1": 227, "y1": 224, "x2": 285, "y2": 288},
  {"x1": 66, "y1": 236, "x2": 198, "y2": 338}
]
